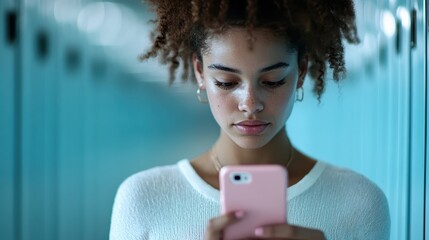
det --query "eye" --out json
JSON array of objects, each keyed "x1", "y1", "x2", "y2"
[
  {"x1": 214, "y1": 80, "x2": 238, "y2": 90},
  {"x1": 263, "y1": 78, "x2": 287, "y2": 88}
]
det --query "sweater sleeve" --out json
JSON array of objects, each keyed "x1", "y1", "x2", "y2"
[
  {"x1": 352, "y1": 179, "x2": 391, "y2": 240},
  {"x1": 109, "y1": 173, "x2": 149, "y2": 240}
]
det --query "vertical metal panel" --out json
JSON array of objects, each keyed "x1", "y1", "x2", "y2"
[
  {"x1": 20, "y1": 6, "x2": 43, "y2": 240},
  {"x1": 19, "y1": 1, "x2": 59, "y2": 239},
  {"x1": 56, "y1": 24, "x2": 85, "y2": 240},
  {"x1": 21, "y1": 3, "x2": 56, "y2": 239},
  {"x1": 392, "y1": 1, "x2": 412, "y2": 239},
  {"x1": 408, "y1": 0, "x2": 426, "y2": 239},
  {"x1": 0, "y1": 0, "x2": 18, "y2": 239},
  {"x1": 41, "y1": 3, "x2": 59, "y2": 239},
  {"x1": 82, "y1": 48, "x2": 99, "y2": 240}
]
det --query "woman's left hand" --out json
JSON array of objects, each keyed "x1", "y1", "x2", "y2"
[{"x1": 248, "y1": 223, "x2": 326, "y2": 240}]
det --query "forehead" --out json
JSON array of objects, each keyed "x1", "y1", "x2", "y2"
[{"x1": 204, "y1": 28, "x2": 297, "y2": 66}]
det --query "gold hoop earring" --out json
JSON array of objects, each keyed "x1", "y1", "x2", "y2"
[
  {"x1": 197, "y1": 87, "x2": 208, "y2": 103},
  {"x1": 296, "y1": 87, "x2": 304, "y2": 102}
]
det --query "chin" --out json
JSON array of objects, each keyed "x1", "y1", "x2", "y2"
[{"x1": 229, "y1": 135, "x2": 273, "y2": 150}]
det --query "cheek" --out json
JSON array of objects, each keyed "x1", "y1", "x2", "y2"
[
  {"x1": 211, "y1": 97, "x2": 234, "y2": 113},
  {"x1": 271, "y1": 79, "x2": 296, "y2": 104},
  {"x1": 281, "y1": 87, "x2": 297, "y2": 118},
  {"x1": 270, "y1": 94, "x2": 291, "y2": 112},
  {"x1": 266, "y1": 86, "x2": 296, "y2": 118},
  {"x1": 207, "y1": 89, "x2": 235, "y2": 121}
]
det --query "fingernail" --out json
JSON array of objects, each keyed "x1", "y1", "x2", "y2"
[
  {"x1": 235, "y1": 211, "x2": 245, "y2": 218},
  {"x1": 254, "y1": 227, "x2": 264, "y2": 236}
]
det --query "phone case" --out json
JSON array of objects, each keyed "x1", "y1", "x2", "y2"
[{"x1": 220, "y1": 165, "x2": 287, "y2": 240}]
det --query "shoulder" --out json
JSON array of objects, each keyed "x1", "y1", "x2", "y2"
[
  {"x1": 319, "y1": 163, "x2": 391, "y2": 238},
  {"x1": 115, "y1": 163, "x2": 181, "y2": 200},
  {"x1": 321, "y1": 164, "x2": 386, "y2": 202},
  {"x1": 301, "y1": 162, "x2": 389, "y2": 209},
  {"x1": 109, "y1": 163, "x2": 183, "y2": 239}
]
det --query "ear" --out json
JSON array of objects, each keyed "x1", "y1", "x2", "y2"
[
  {"x1": 192, "y1": 54, "x2": 205, "y2": 88},
  {"x1": 297, "y1": 55, "x2": 308, "y2": 89}
]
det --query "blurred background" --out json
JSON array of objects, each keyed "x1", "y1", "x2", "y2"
[{"x1": 0, "y1": 0, "x2": 427, "y2": 239}]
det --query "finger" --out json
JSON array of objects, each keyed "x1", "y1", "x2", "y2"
[
  {"x1": 253, "y1": 224, "x2": 325, "y2": 239},
  {"x1": 204, "y1": 211, "x2": 245, "y2": 240}
]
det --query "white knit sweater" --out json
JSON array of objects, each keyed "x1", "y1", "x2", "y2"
[{"x1": 109, "y1": 160, "x2": 390, "y2": 240}]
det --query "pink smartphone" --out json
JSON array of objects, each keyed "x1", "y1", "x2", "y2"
[{"x1": 219, "y1": 165, "x2": 287, "y2": 240}]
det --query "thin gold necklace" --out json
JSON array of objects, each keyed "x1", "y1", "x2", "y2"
[{"x1": 209, "y1": 141, "x2": 294, "y2": 172}]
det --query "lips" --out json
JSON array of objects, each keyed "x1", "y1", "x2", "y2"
[{"x1": 233, "y1": 120, "x2": 270, "y2": 135}]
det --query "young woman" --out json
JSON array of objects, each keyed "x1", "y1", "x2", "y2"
[{"x1": 109, "y1": 1, "x2": 390, "y2": 239}]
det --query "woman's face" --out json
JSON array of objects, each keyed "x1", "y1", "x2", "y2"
[{"x1": 193, "y1": 28, "x2": 307, "y2": 149}]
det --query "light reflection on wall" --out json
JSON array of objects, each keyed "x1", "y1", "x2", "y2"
[
  {"x1": 381, "y1": 11, "x2": 396, "y2": 38},
  {"x1": 77, "y1": 2, "x2": 124, "y2": 46}
]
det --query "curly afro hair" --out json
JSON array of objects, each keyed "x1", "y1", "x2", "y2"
[{"x1": 140, "y1": 0, "x2": 359, "y2": 101}]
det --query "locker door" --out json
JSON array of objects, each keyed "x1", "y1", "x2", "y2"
[
  {"x1": 409, "y1": 0, "x2": 426, "y2": 239},
  {"x1": 55, "y1": 14, "x2": 85, "y2": 240},
  {"x1": 388, "y1": 1, "x2": 411, "y2": 239},
  {"x1": 19, "y1": 1, "x2": 60, "y2": 239},
  {"x1": 0, "y1": 0, "x2": 19, "y2": 240}
]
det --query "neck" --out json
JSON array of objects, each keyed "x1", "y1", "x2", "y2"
[{"x1": 212, "y1": 126, "x2": 293, "y2": 167}]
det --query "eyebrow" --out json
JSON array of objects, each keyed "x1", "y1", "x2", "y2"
[{"x1": 207, "y1": 62, "x2": 289, "y2": 74}]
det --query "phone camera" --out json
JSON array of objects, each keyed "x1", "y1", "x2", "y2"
[
  {"x1": 230, "y1": 172, "x2": 252, "y2": 184},
  {"x1": 234, "y1": 174, "x2": 241, "y2": 181}
]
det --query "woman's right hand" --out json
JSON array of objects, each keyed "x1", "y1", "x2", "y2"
[{"x1": 204, "y1": 211, "x2": 245, "y2": 240}]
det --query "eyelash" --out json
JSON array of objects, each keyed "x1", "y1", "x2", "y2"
[
  {"x1": 214, "y1": 81, "x2": 237, "y2": 90},
  {"x1": 263, "y1": 79, "x2": 287, "y2": 88},
  {"x1": 214, "y1": 78, "x2": 287, "y2": 90}
]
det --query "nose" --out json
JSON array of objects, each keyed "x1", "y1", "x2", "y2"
[{"x1": 238, "y1": 85, "x2": 264, "y2": 114}]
